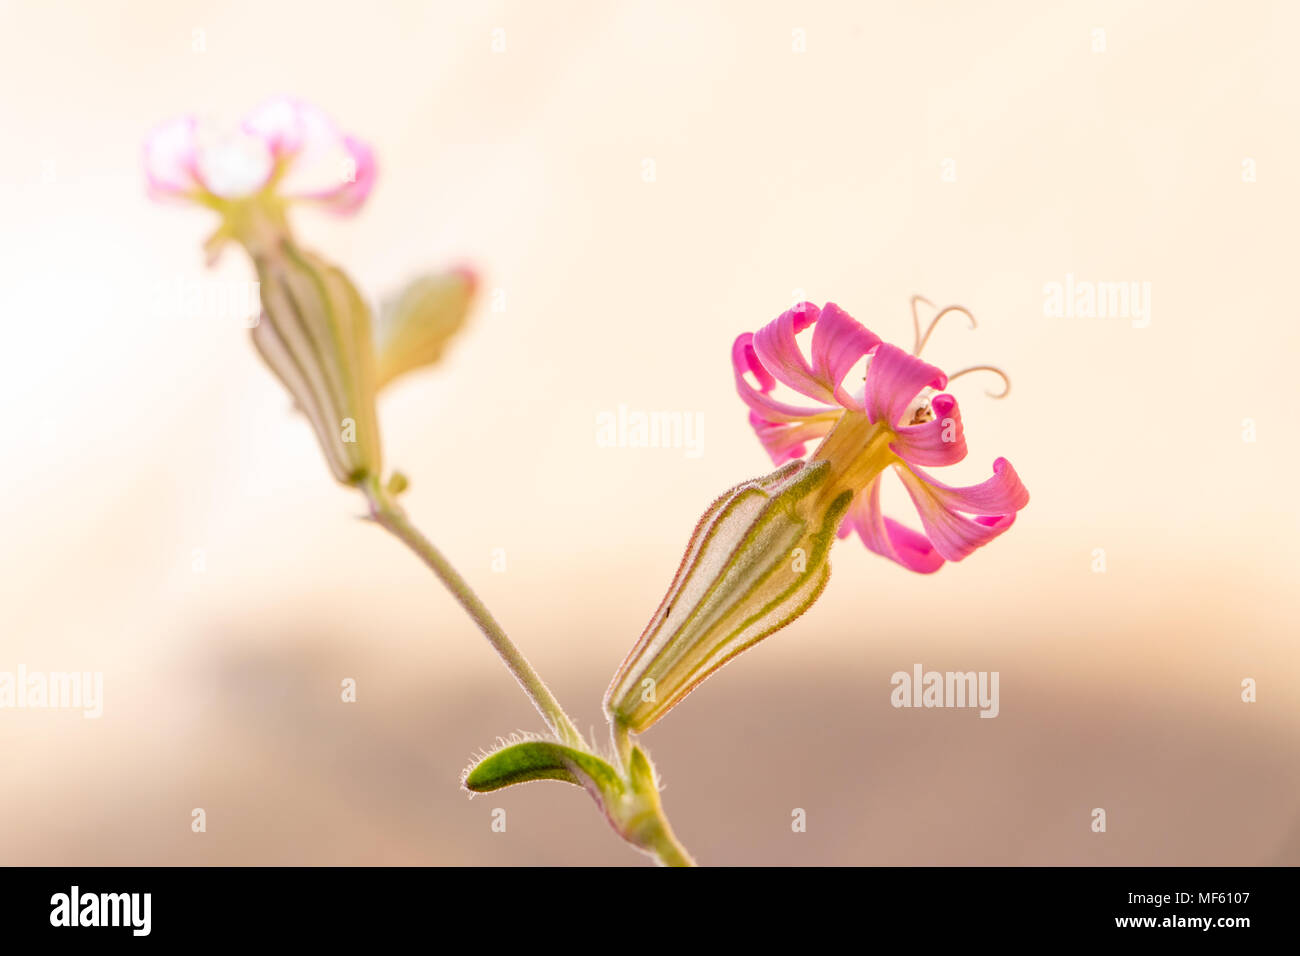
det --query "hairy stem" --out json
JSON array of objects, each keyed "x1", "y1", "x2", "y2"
[
  {"x1": 647, "y1": 827, "x2": 696, "y2": 868},
  {"x1": 626, "y1": 789, "x2": 696, "y2": 867},
  {"x1": 360, "y1": 476, "x2": 586, "y2": 751},
  {"x1": 611, "y1": 719, "x2": 634, "y2": 769}
]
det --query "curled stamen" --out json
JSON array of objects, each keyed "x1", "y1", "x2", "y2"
[
  {"x1": 910, "y1": 295, "x2": 936, "y2": 354},
  {"x1": 914, "y1": 301, "x2": 977, "y2": 356},
  {"x1": 946, "y1": 365, "x2": 1011, "y2": 399}
]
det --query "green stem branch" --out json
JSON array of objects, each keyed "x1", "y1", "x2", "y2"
[{"x1": 360, "y1": 476, "x2": 586, "y2": 751}]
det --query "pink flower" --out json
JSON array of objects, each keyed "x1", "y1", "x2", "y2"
[
  {"x1": 733, "y1": 300, "x2": 1028, "y2": 574},
  {"x1": 143, "y1": 97, "x2": 375, "y2": 214}
]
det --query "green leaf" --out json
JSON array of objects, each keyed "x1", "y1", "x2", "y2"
[{"x1": 463, "y1": 740, "x2": 622, "y2": 797}]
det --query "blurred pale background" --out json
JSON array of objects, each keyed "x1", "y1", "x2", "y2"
[{"x1": 1, "y1": 0, "x2": 1297, "y2": 865}]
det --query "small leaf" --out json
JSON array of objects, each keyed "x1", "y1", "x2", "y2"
[{"x1": 463, "y1": 740, "x2": 622, "y2": 797}]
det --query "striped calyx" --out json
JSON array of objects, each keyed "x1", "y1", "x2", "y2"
[
  {"x1": 249, "y1": 236, "x2": 383, "y2": 485},
  {"x1": 604, "y1": 459, "x2": 852, "y2": 734}
]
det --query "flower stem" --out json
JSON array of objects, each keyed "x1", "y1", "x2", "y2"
[
  {"x1": 360, "y1": 476, "x2": 587, "y2": 751},
  {"x1": 646, "y1": 825, "x2": 696, "y2": 868},
  {"x1": 611, "y1": 719, "x2": 634, "y2": 770}
]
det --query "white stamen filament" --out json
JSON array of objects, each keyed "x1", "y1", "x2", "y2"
[
  {"x1": 912, "y1": 296, "x2": 977, "y2": 356},
  {"x1": 947, "y1": 365, "x2": 1011, "y2": 398}
]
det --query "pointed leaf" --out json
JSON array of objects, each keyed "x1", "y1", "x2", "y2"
[{"x1": 463, "y1": 741, "x2": 622, "y2": 797}]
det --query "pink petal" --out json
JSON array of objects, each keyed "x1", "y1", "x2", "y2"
[
  {"x1": 752, "y1": 303, "x2": 837, "y2": 404},
  {"x1": 889, "y1": 393, "x2": 967, "y2": 466},
  {"x1": 299, "y1": 134, "x2": 376, "y2": 214},
  {"x1": 810, "y1": 302, "x2": 880, "y2": 410},
  {"x1": 750, "y1": 411, "x2": 837, "y2": 465},
  {"x1": 895, "y1": 458, "x2": 1028, "y2": 562},
  {"x1": 242, "y1": 96, "x2": 314, "y2": 158},
  {"x1": 143, "y1": 115, "x2": 202, "y2": 198},
  {"x1": 862, "y1": 343, "x2": 947, "y2": 427},
  {"x1": 907, "y1": 456, "x2": 1029, "y2": 515},
  {"x1": 243, "y1": 99, "x2": 377, "y2": 215},
  {"x1": 732, "y1": 334, "x2": 837, "y2": 424},
  {"x1": 840, "y1": 480, "x2": 944, "y2": 574}
]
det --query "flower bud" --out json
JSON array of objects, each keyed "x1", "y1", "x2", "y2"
[
  {"x1": 374, "y1": 268, "x2": 477, "y2": 388},
  {"x1": 249, "y1": 237, "x2": 383, "y2": 485},
  {"x1": 604, "y1": 460, "x2": 852, "y2": 733}
]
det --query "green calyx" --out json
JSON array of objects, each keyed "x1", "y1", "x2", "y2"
[{"x1": 602, "y1": 460, "x2": 852, "y2": 734}]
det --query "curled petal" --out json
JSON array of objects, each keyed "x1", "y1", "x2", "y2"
[
  {"x1": 733, "y1": 332, "x2": 775, "y2": 391},
  {"x1": 242, "y1": 96, "x2": 318, "y2": 158},
  {"x1": 895, "y1": 458, "x2": 1028, "y2": 562},
  {"x1": 840, "y1": 480, "x2": 944, "y2": 574},
  {"x1": 299, "y1": 134, "x2": 376, "y2": 214},
  {"x1": 752, "y1": 302, "x2": 836, "y2": 404},
  {"x1": 144, "y1": 116, "x2": 203, "y2": 199},
  {"x1": 862, "y1": 343, "x2": 947, "y2": 427},
  {"x1": 749, "y1": 411, "x2": 837, "y2": 465},
  {"x1": 907, "y1": 456, "x2": 1029, "y2": 515},
  {"x1": 890, "y1": 393, "x2": 967, "y2": 466},
  {"x1": 732, "y1": 334, "x2": 837, "y2": 424},
  {"x1": 242, "y1": 98, "x2": 376, "y2": 214},
  {"x1": 810, "y1": 302, "x2": 880, "y2": 410}
]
